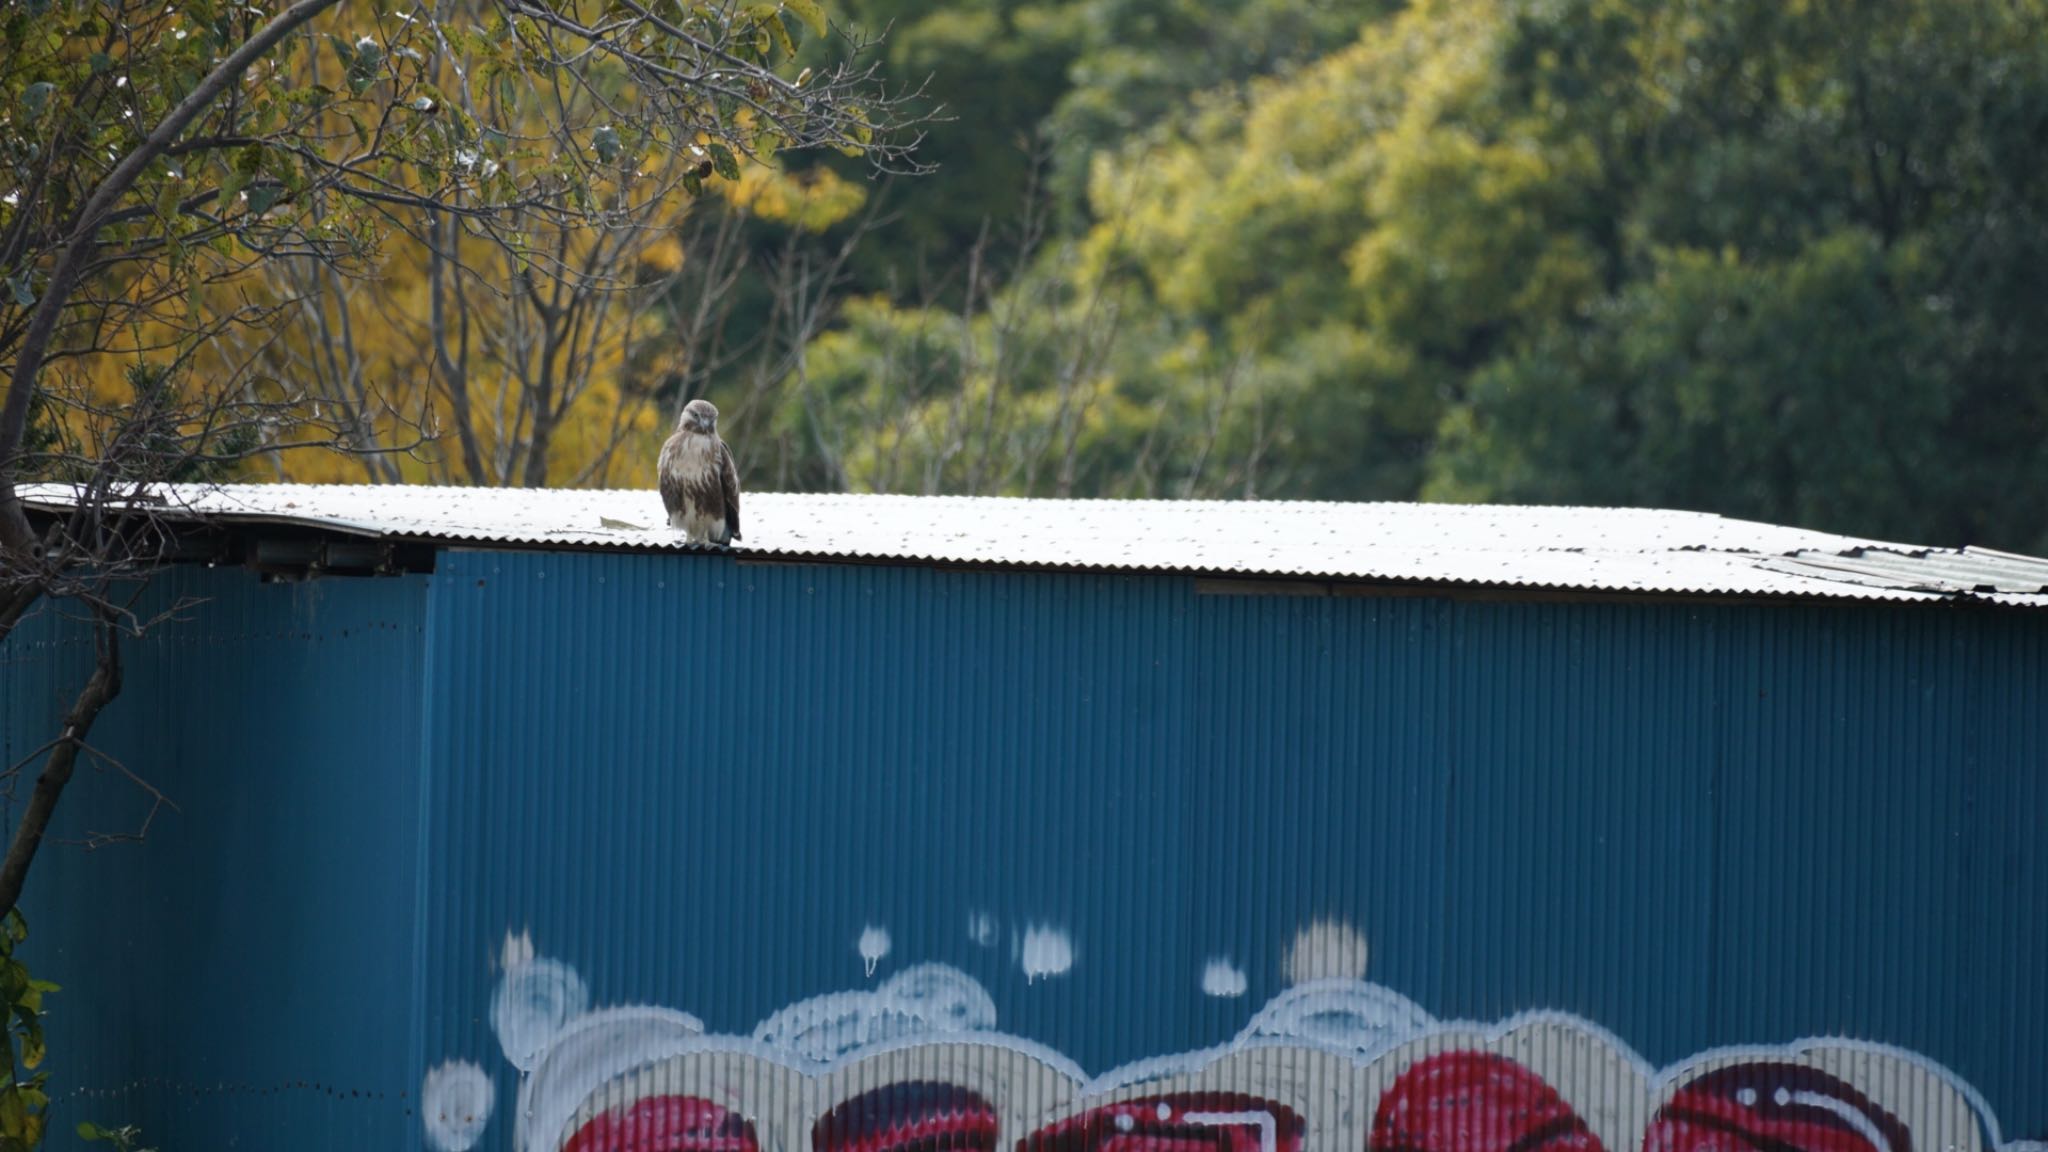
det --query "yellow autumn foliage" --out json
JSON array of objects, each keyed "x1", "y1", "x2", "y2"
[
  {"x1": 37, "y1": 0, "x2": 868, "y2": 488},
  {"x1": 53, "y1": 155, "x2": 864, "y2": 485}
]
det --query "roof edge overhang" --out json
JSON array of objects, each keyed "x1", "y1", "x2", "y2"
[{"x1": 38, "y1": 511, "x2": 2037, "y2": 612}]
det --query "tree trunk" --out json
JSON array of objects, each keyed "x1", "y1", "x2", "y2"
[{"x1": 0, "y1": 610, "x2": 122, "y2": 916}]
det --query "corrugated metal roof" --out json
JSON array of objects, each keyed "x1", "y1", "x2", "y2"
[{"x1": 19, "y1": 482, "x2": 2048, "y2": 606}]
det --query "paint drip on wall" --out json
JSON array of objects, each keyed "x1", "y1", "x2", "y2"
[
  {"x1": 967, "y1": 911, "x2": 999, "y2": 948},
  {"x1": 1017, "y1": 924, "x2": 1075, "y2": 984},
  {"x1": 1201, "y1": 958, "x2": 1248, "y2": 998},
  {"x1": 858, "y1": 925, "x2": 892, "y2": 978}
]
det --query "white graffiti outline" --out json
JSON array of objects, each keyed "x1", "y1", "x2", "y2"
[
  {"x1": 514, "y1": 1005, "x2": 710, "y2": 1152},
  {"x1": 752, "y1": 962, "x2": 998, "y2": 1063},
  {"x1": 446, "y1": 936, "x2": 2016, "y2": 1152}
]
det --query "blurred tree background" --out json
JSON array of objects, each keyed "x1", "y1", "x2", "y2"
[
  {"x1": 33, "y1": 0, "x2": 2048, "y2": 549},
  {"x1": 750, "y1": 0, "x2": 2048, "y2": 551}
]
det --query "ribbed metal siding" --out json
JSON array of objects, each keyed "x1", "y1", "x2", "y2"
[
  {"x1": 5, "y1": 551, "x2": 2046, "y2": 1149},
  {"x1": 1187, "y1": 593, "x2": 1455, "y2": 1029},
  {"x1": 2, "y1": 566, "x2": 430, "y2": 1147},
  {"x1": 419, "y1": 551, "x2": 1198, "y2": 1083},
  {"x1": 1443, "y1": 600, "x2": 1730, "y2": 1041},
  {"x1": 416, "y1": 552, "x2": 2047, "y2": 1140}
]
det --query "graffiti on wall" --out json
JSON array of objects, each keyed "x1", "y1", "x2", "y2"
[{"x1": 422, "y1": 923, "x2": 2025, "y2": 1152}]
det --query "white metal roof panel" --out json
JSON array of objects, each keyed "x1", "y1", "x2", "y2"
[{"x1": 19, "y1": 483, "x2": 2048, "y2": 606}]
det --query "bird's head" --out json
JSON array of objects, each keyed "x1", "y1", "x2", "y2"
[{"x1": 680, "y1": 398, "x2": 719, "y2": 435}]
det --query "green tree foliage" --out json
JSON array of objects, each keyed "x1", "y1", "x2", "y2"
[
  {"x1": 818, "y1": 0, "x2": 1386, "y2": 293},
  {"x1": 0, "y1": 912, "x2": 56, "y2": 1152},
  {"x1": 796, "y1": 0, "x2": 2048, "y2": 548},
  {"x1": 1425, "y1": 0, "x2": 2048, "y2": 550}
]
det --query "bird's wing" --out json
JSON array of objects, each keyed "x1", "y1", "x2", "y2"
[
  {"x1": 657, "y1": 434, "x2": 687, "y2": 518},
  {"x1": 719, "y1": 438, "x2": 742, "y2": 541}
]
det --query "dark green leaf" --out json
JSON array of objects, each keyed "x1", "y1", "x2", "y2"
[
  {"x1": 19, "y1": 82, "x2": 53, "y2": 119},
  {"x1": 709, "y1": 142, "x2": 741, "y2": 181},
  {"x1": 781, "y1": 0, "x2": 826, "y2": 37},
  {"x1": 764, "y1": 11, "x2": 794, "y2": 58}
]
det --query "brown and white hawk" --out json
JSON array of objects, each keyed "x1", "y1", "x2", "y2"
[{"x1": 658, "y1": 398, "x2": 742, "y2": 545}]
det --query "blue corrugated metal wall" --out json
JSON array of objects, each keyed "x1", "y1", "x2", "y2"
[
  {"x1": 3, "y1": 548, "x2": 2044, "y2": 1150},
  {"x1": 3, "y1": 567, "x2": 430, "y2": 1145}
]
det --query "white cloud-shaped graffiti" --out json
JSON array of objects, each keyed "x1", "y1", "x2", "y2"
[
  {"x1": 1282, "y1": 919, "x2": 1368, "y2": 985},
  {"x1": 752, "y1": 962, "x2": 997, "y2": 1063},
  {"x1": 421, "y1": 1060, "x2": 494, "y2": 1152},
  {"x1": 1235, "y1": 978, "x2": 1434, "y2": 1055},
  {"x1": 492, "y1": 933, "x2": 590, "y2": 1072},
  {"x1": 515, "y1": 1004, "x2": 706, "y2": 1152},
  {"x1": 432, "y1": 927, "x2": 2020, "y2": 1152}
]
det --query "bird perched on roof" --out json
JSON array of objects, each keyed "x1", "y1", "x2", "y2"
[{"x1": 658, "y1": 399, "x2": 742, "y2": 545}]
